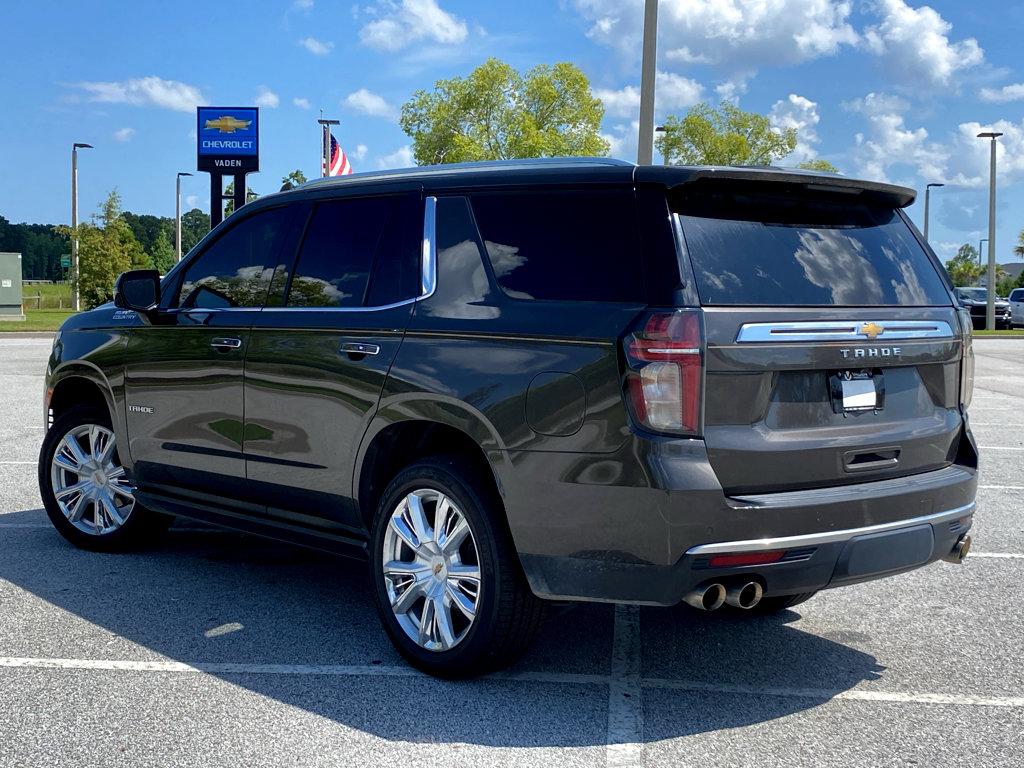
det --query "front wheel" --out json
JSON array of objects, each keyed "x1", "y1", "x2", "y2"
[
  {"x1": 39, "y1": 405, "x2": 171, "y2": 551},
  {"x1": 369, "y1": 456, "x2": 544, "y2": 677}
]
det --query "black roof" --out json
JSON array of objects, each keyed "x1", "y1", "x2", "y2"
[{"x1": 259, "y1": 157, "x2": 917, "y2": 208}]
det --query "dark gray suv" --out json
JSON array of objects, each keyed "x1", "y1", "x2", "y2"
[{"x1": 39, "y1": 159, "x2": 978, "y2": 676}]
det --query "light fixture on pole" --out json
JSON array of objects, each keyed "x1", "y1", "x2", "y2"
[
  {"x1": 636, "y1": 0, "x2": 658, "y2": 165},
  {"x1": 977, "y1": 131, "x2": 1002, "y2": 330},
  {"x1": 655, "y1": 125, "x2": 667, "y2": 166},
  {"x1": 175, "y1": 172, "x2": 193, "y2": 263},
  {"x1": 70, "y1": 142, "x2": 93, "y2": 313},
  {"x1": 923, "y1": 182, "x2": 943, "y2": 242}
]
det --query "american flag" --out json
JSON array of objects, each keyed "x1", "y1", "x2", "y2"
[{"x1": 323, "y1": 132, "x2": 353, "y2": 176}]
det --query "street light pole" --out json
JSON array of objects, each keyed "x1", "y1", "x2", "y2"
[
  {"x1": 978, "y1": 239, "x2": 987, "y2": 267},
  {"x1": 70, "y1": 142, "x2": 92, "y2": 312},
  {"x1": 175, "y1": 172, "x2": 193, "y2": 263},
  {"x1": 923, "y1": 182, "x2": 944, "y2": 242},
  {"x1": 317, "y1": 117, "x2": 340, "y2": 177},
  {"x1": 636, "y1": 0, "x2": 658, "y2": 165},
  {"x1": 978, "y1": 131, "x2": 1002, "y2": 330},
  {"x1": 655, "y1": 125, "x2": 666, "y2": 165}
]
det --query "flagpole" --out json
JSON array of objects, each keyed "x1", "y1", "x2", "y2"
[{"x1": 317, "y1": 116, "x2": 340, "y2": 177}]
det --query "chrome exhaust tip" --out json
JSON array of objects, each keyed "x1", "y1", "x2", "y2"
[
  {"x1": 684, "y1": 583, "x2": 727, "y2": 611},
  {"x1": 942, "y1": 534, "x2": 972, "y2": 565},
  {"x1": 725, "y1": 581, "x2": 764, "y2": 610}
]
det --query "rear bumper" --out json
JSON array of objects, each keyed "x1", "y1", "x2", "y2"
[
  {"x1": 505, "y1": 433, "x2": 978, "y2": 605},
  {"x1": 520, "y1": 501, "x2": 974, "y2": 605}
]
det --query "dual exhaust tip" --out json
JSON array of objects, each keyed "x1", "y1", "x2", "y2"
[{"x1": 684, "y1": 580, "x2": 763, "y2": 611}]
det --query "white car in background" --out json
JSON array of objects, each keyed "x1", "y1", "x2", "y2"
[{"x1": 1010, "y1": 287, "x2": 1024, "y2": 328}]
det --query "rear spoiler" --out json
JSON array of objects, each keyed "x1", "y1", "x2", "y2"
[{"x1": 636, "y1": 166, "x2": 916, "y2": 209}]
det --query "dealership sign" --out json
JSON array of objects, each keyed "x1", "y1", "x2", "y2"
[{"x1": 197, "y1": 107, "x2": 259, "y2": 173}]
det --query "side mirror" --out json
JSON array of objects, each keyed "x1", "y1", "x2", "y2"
[{"x1": 114, "y1": 269, "x2": 161, "y2": 312}]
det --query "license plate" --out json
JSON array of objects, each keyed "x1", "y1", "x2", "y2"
[{"x1": 840, "y1": 377, "x2": 877, "y2": 411}]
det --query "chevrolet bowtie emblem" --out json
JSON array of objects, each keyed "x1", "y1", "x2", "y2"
[
  {"x1": 859, "y1": 322, "x2": 885, "y2": 339},
  {"x1": 204, "y1": 116, "x2": 252, "y2": 133}
]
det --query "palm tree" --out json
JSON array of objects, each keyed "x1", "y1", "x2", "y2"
[{"x1": 1014, "y1": 228, "x2": 1024, "y2": 258}]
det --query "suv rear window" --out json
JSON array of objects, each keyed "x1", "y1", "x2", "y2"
[
  {"x1": 470, "y1": 189, "x2": 643, "y2": 303},
  {"x1": 672, "y1": 188, "x2": 950, "y2": 306}
]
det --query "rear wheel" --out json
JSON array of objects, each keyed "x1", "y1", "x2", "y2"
[
  {"x1": 369, "y1": 456, "x2": 544, "y2": 677},
  {"x1": 39, "y1": 405, "x2": 171, "y2": 551}
]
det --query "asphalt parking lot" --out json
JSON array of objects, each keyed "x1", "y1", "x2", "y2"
[{"x1": 0, "y1": 335, "x2": 1021, "y2": 767}]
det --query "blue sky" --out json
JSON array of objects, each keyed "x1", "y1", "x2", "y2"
[{"x1": 2, "y1": 0, "x2": 1023, "y2": 264}]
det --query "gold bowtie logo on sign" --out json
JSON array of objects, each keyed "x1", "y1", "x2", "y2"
[
  {"x1": 204, "y1": 116, "x2": 252, "y2": 134},
  {"x1": 859, "y1": 322, "x2": 885, "y2": 339}
]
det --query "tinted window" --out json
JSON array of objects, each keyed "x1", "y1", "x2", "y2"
[
  {"x1": 1011, "y1": 289, "x2": 1024, "y2": 302},
  {"x1": 177, "y1": 206, "x2": 293, "y2": 308},
  {"x1": 287, "y1": 197, "x2": 394, "y2": 308},
  {"x1": 673, "y1": 189, "x2": 950, "y2": 306},
  {"x1": 470, "y1": 190, "x2": 643, "y2": 303},
  {"x1": 365, "y1": 194, "x2": 422, "y2": 307}
]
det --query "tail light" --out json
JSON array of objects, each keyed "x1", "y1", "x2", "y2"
[
  {"x1": 623, "y1": 309, "x2": 704, "y2": 436},
  {"x1": 957, "y1": 307, "x2": 974, "y2": 410}
]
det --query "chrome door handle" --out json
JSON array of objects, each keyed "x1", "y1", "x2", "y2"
[
  {"x1": 210, "y1": 337, "x2": 242, "y2": 351},
  {"x1": 340, "y1": 342, "x2": 380, "y2": 356}
]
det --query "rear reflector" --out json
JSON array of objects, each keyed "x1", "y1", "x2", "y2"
[{"x1": 707, "y1": 551, "x2": 786, "y2": 568}]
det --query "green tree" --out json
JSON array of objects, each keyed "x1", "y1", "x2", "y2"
[
  {"x1": 123, "y1": 211, "x2": 173, "y2": 255},
  {"x1": 401, "y1": 58, "x2": 609, "y2": 165},
  {"x1": 71, "y1": 190, "x2": 148, "y2": 309},
  {"x1": 223, "y1": 182, "x2": 258, "y2": 216},
  {"x1": 945, "y1": 244, "x2": 984, "y2": 287},
  {"x1": 148, "y1": 229, "x2": 176, "y2": 275},
  {"x1": 1014, "y1": 228, "x2": 1024, "y2": 259},
  {"x1": 280, "y1": 169, "x2": 308, "y2": 191},
  {"x1": 180, "y1": 208, "x2": 210, "y2": 254},
  {"x1": 797, "y1": 158, "x2": 839, "y2": 173},
  {"x1": 656, "y1": 102, "x2": 797, "y2": 166}
]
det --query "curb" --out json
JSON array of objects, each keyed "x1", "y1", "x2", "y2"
[{"x1": 0, "y1": 332, "x2": 56, "y2": 339}]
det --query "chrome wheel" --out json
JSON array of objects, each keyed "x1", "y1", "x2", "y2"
[
  {"x1": 381, "y1": 488, "x2": 481, "y2": 652},
  {"x1": 49, "y1": 424, "x2": 135, "y2": 536}
]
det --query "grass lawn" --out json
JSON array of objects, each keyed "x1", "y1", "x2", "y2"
[
  {"x1": 973, "y1": 329, "x2": 1024, "y2": 337},
  {"x1": 0, "y1": 309, "x2": 74, "y2": 332},
  {"x1": 22, "y1": 282, "x2": 72, "y2": 310}
]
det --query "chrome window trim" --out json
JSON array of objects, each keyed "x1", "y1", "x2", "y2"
[
  {"x1": 686, "y1": 502, "x2": 974, "y2": 555},
  {"x1": 258, "y1": 194, "x2": 438, "y2": 314},
  {"x1": 735, "y1": 319, "x2": 954, "y2": 343}
]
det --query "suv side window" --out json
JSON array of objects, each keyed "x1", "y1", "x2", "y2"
[
  {"x1": 1011, "y1": 289, "x2": 1024, "y2": 302},
  {"x1": 469, "y1": 189, "x2": 643, "y2": 303},
  {"x1": 287, "y1": 196, "x2": 398, "y2": 308},
  {"x1": 176, "y1": 206, "x2": 294, "y2": 309}
]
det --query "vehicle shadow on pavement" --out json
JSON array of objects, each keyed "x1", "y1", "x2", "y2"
[{"x1": 1, "y1": 509, "x2": 885, "y2": 749}]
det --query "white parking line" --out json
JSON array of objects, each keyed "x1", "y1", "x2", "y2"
[
  {"x1": 968, "y1": 552, "x2": 1024, "y2": 559},
  {"x1": 642, "y1": 678, "x2": 1024, "y2": 708},
  {"x1": 0, "y1": 461, "x2": 36, "y2": 465},
  {"x1": 978, "y1": 485, "x2": 1024, "y2": 490},
  {"x1": 607, "y1": 604, "x2": 643, "y2": 768},
  {"x1": 977, "y1": 446, "x2": 1024, "y2": 451},
  {"x1": 0, "y1": 656, "x2": 1021, "y2": 710}
]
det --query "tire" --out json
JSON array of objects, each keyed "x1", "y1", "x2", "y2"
[
  {"x1": 39, "y1": 404, "x2": 172, "y2": 552},
  {"x1": 369, "y1": 455, "x2": 545, "y2": 677},
  {"x1": 750, "y1": 591, "x2": 818, "y2": 614}
]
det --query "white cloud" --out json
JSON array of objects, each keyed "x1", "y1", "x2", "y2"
[
  {"x1": 359, "y1": 0, "x2": 467, "y2": 51},
  {"x1": 185, "y1": 194, "x2": 198, "y2": 208},
  {"x1": 714, "y1": 74, "x2": 751, "y2": 104},
  {"x1": 843, "y1": 93, "x2": 947, "y2": 182},
  {"x1": 75, "y1": 76, "x2": 204, "y2": 112},
  {"x1": 298, "y1": 36, "x2": 333, "y2": 55},
  {"x1": 980, "y1": 83, "x2": 1024, "y2": 103},
  {"x1": 770, "y1": 94, "x2": 820, "y2": 164},
  {"x1": 601, "y1": 120, "x2": 640, "y2": 162},
  {"x1": 293, "y1": 0, "x2": 313, "y2": 9},
  {"x1": 595, "y1": 71, "x2": 702, "y2": 118},
  {"x1": 377, "y1": 144, "x2": 414, "y2": 168},
  {"x1": 862, "y1": 0, "x2": 983, "y2": 88},
  {"x1": 942, "y1": 120, "x2": 1024, "y2": 189},
  {"x1": 343, "y1": 88, "x2": 398, "y2": 120},
  {"x1": 254, "y1": 86, "x2": 279, "y2": 109},
  {"x1": 113, "y1": 127, "x2": 135, "y2": 142},
  {"x1": 575, "y1": 0, "x2": 858, "y2": 70},
  {"x1": 353, "y1": 143, "x2": 368, "y2": 161},
  {"x1": 292, "y1": 97, "x2": 311, "y2": 109}
]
